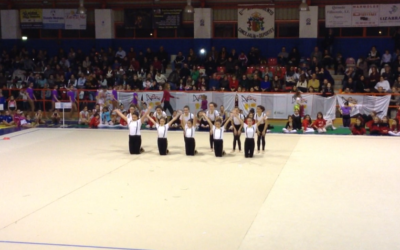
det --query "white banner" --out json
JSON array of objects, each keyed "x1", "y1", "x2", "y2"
[
  {"x1": 299, "y1": 6, "x2": 318, "y2": 38},
  {"x1": 352, "y1": 4, "x2": 380, "y2": 27},
  {"x1": 237, "y1": 8, "x2": 275, "y2": 39},
  {"x1": 325, "y1": 5, "x2": 352, "y2": 28},
  {"x1": 238, "y1": 93, "x2": 261, "y2": 115},
  {"x1": 194, "y1": 8, "x2": 212, "y2": 39},
  {"x1": 326, "y1": 4, "x2": 399, "y2": 27},
  {"x1": 336, "y1": 94, "x2": 391, "y2": 119},
  {"x1": 379, "y1": 4, "x2": 400, "y2": 27},
  {"x1": 43, "y1": 9, "x2": 65, "y2": 29},
  {"x1": 64, "y1": 9, "x2": 86, "y2": 30},
  {"x1": 95, "y1": 9, "x2": 114, "y2": 39}
]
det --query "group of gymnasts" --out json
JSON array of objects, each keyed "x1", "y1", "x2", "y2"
[{"x1": 114, "y1": 102, "x2": 270, "y2": 158}]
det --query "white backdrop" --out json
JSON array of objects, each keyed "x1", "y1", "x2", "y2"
[
  {"x1": 336, "y1": 94, "x2": 391, "y2": 118},
  {"x1": 299, "y1": 6, "x2": 318, "y2": 38}
]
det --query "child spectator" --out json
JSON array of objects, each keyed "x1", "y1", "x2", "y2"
[
  {"x1": 369, "y1": 116, "x2": 381, "y2": 135},
  {"x1": 79, "y1": 106, "x2": 90, "y2": 125},
  {"x1": 89, "y1": 113, "x2": 101, "y2": 128},
  {"x1": 198, "y1": 113, "x2": 210, "y2": 131},
  {"x1": 35, "y1": 110, "x2": 46, "y2": 125},
  {"x1": 170, "y1": 110, "x2": 181, "y2": 130},
  {"x1": 146, "y1": 112, "x2": 156, "y2": 129},
  {"x1": 292, "y1": 109, "x2": 302, "y2": 130},
  {"x1": 380, "y1": 116, "x2": 390, "y2": 135},
  {"x1": 200, "y1": 95, "x2": 208, "y2": 110},
  {"x1": 283, "y1": 115, "x2": 297, "y2": 133},
  {"x1": 102, "y1": 107, "x2": 113, "y2": 125},
  {"x1": 119, "y1": 111, "x2": 128, "y2": 127},
  {"x1": 339, "y1": 101, "x2": 352, "y2": 127},
  {"x1": 52, "y1": 109, "x2": 61, "y2": 125},
  {"x1": 8, "y1": 95, "x2": 17, "y2": 112},
  {"x1": 13, "y1": 110, "x2": 23, "y2": 128},
  {"x1": 312, "y1": 112, "x2": 327, "y2": 133},
  {"x1": 350, "y1": 117, "x2": 366, "y2": 135},
  {"x1": 302, "y1": 114, "x2": 314, "y2": 133},
  {"x1": 2, "y1": 110, "x2": 14, "y2": 126},
  {"x1": 389, "y1": 119, "x2": 400, "y2": 136}
]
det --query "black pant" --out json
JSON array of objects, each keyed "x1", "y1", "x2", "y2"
[
  {"x1": 244, "y1": 138, "x2": 255, "y2": 158},
  {"x1": 257, "y1": 124, "x2": 266, "y2": 151},
  {"x1": 163, "y1": 101, "x2": 174, "y2": 116},
  {"x1": 185, "y1": 137, "x2": 196, "y2": 156},
  {"x1": 129, "y1": 135, "x2": 142, "y2": 154},
  {"x1": 342, "y1": 115, "x2": 351, "y2": 127},
  {"x1": 209, "y1": 121, "x2": 215, "y2": 149},
  {"x1": 214, "y1": 139, "x2": 223, "y2": 157},
  {"x1": 233, "y1": 124, "x2": 241, "y2": 150},
  {"x1": 158, "y1": 138, "x2": 168, "y2": 155}
]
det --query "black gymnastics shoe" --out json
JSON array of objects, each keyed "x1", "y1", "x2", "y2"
[
  {"x1": 140, "y1": 148, "x2": 145, "y2": 153},
  {"x1": 194, "y1": 150, "x2": 198, "y2": 155},
  {"x1": 222, "y1": 151, "x2": 226, "y2": 156},
  {"x1": 166, "y1": 149, "x2": 169, "y2": 154}
]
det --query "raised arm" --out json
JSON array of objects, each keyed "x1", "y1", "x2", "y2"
[
  {"x1": 140, "y1": 104, "x2": 152, "y2": 123},
  {"x1": 114, "y1": 109, "x2": 127, "y2": 122},
  {"x1": 167, "y1": 112, "x2": 180, "y2": 127},
  {"x1": 202, "y1": 113, "x2": 213, "y2": 127},
  {"x1": 147, "y1": 114, "x2": 157, "y2": 125}
]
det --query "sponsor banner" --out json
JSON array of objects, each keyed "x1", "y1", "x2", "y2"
[
  {"x1": 325, "y1": 5, "x2": 352, "y2": 28},
  {"x1": 153, "y1": 9, "x2": 182, "y2": 29},
  {"x1": 20, "y1": 9, "x2": 43, "y2": 29},
  {"x1": 43, "y1": 9, "x2": 65, "y2": 29},
  {"x1": 64, "y1": 9, "x2": 86, "y2": 30},
  {"x1": 187, "y1": 92, "x2": 213, "y2": 115},
  {"x1": 299, "y1": 6, "x2": 318, "y2": 38},
  {"x1": 351, "y1": 4, "x2": 380, "y2": 27},
  {"x1": 336, "y1": 94, "x2": 391, "y2": 119},
  {"x1": 326, "y1": 4, "x2": 400, "y2": 27},
  {"x1": 237, "y1": 8, "x2": 275, "y2": 39},
  {"x1": 238, "y1": 93, "x2": 262, "y2": 115},
  {"x1": 379, "y1": 4, "x2": 400, "y2": 27}
]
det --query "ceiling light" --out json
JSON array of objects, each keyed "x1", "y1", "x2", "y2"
[
  {"x1": 77, "y1": 0, "x2": 86, "y2": 15},
  {"x1": 184, "y1": 0, "x2": 194, "y2": 14},
  {"x1": 299, "y1": 0, "x2": 309, "y2": 11}
]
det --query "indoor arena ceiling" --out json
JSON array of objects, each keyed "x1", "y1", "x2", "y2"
[{"x1": 0, "y1": 0, "x2": 395, "y2": 9}]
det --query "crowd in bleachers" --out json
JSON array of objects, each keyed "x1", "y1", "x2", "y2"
[{"x1": 1, "y1": 35, "x2": 400, "y2": 135}]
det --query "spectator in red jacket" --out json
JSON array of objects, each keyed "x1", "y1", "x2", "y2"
[
  {"x1": 380, "y1": 116, "x2": 390, "y2": 135},
  {"x1": 369, "y1": 116, "x2": 381, "y2": 135},
  {"x1": 89, "y1": 113, "x2": 100, "y2": 128},
  {"x1": 389, "y1": 118, "x2": 400, "y2": 136},
  {"x1": 351, "y1": 117, "x2": 366, "y2": 135},
  {"x1": 311, "y1": 112, "x2": 327, "y2": 133},
  {"x1": 229, "y1": 75, "x2": 239, "y2": 91}
]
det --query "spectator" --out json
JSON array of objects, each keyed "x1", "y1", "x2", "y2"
[
  {"x1": 229, "y1": 75, "x2": 239, "y2": 91},
  {"x1": 89, "y1": 113, "x2": 101, "y2": 128},
  {"x1": 180, "y1": 63, "x2": 191, "y2": 80},
  {"x1": 288, "y1": 47, "x2": 300, "y2": 66},
  {"x1": 271, "y1": 75, "x2": 282, "y2": 92},
  {"x1": 238, "y1": 52, "x2": 248, "y2": 70},
  {"x1": 296, "y1": 74, "x2": 308, "y2": 93},
  {"x1": 79, "y1": 106, "x2": 90, "y2": 125},
  {"x1": 381, "y1": 50, "x2": 392, "y2": 67},
  {"x1": 277, "y1": 47, "x2": 289, "y2": 66},
  {"x1": 334, "y1": 52, "x2": 345, "y2": 75},
  {"x1": 389, "y1": 118, "x2": 400, "y2": 136},
  {"x1": 356, "y1": 57, "x2": 369, "y2": 78},
  {"x1": 51, "y1": 109, "x2": 61, "y2": 125},
  {"x1": 323, "y1": 29, "x2": 335, "y2": 55},
  {"x1": 310, "y1": 47, "x2": 322, "y2": 63},
  {"x1": 260, "y1": 75, "x2": 271, "y2": 92},
  {"x1": 204, "y1": 56, "x2": 216, "y2": 76},
  {"x1": 115, "y1": 47, "x2": 126, "y2": 60},
  {"x1": 157, "y1": 46, "x2": 169, "y2": 73},
  {"x1": 321, "y1": 82, "x2": 334, "y2": 97},
  {"x1": 375, "y1": 75, "x2": 391, "y2": 92},
  {"x1": 367, "y1": 46, "x2": 381, "y2": 67},
  {"x1": 351, "y1": 117, "x2": 366, "y2": 135},
  {"x1": 369, "y1": 65, "x2": 380, "y2": 87},
  {"x1": 173, "y1": 52, "x2": 185, "y2": 70},
  {"x1": 308, "y1": 73, "x2": 320, "y2": 92}
]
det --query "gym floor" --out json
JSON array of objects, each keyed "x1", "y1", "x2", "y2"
[{"x1": 0, "y1": 128, "x2": 399, "y2": 250}]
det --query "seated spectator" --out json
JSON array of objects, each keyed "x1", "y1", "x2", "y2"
[
  {"x1": 302, "y1": 114, "x2": 314, "y2": 133},
  {"x1": 354, "y1": 75, "x2": 371, "y2": 93},
  {"x1": 271, "y1": 75, "x2": 282, "y2": 92},
  {"x1": 260, "y1": 75, "x2": 271, "y2": 92},
  {"x1": 79, "y1": 106, "x2": 90, "y2": 125},
  {"x1": 229, "y1": 75, "x2": 239, "y2": 91},
  {"x1": 322, "y1": 49, "x2": 333, "y2": 68},
  {"x1": 334, "y1": 53, "x2": 345, "y2": 75},
  {"x1": 381, "y1": 49, "x2": 392, "y2": 67},
  {"x1": 34, "y1": 110, "x2": 46, "y2": 125},
  {"x1": 351, "y1": 117, "x2": 366, "y2": 135},
  {"x1": 321, "y1": 82, "x2": 334, "y2": 97},
  {"x1": 389, "y1": 118, "x2": 400, "y2": 136},
  {"x1": 310, "y1": 47, "x2": 322, "y2": 63},
  {"x1": 296, "y1": 74, "x2": 308, "y2": 93},
  {"x1": 308, "y1": 73, "x2": 320, "y2": 92},
  {"x1": 52, "y1": 109, "x2": 61, "y2": 125},
  {"x1": 375, "y1": 75, "x2": 391, "y2": 92},
  {"x1": 239, "y1": 75, "x2": 249, "y2": 90},
  {"x1": 283, "y1": 115, "x2": 297, "y2": 133},
  {"x1": 173, "y1": 52, "x2": 185, "y2": 70},
  {"x1": 311, "y1": 112, "x2": 327, "y2": 133},
  {"x1": 343, "y1": 77, "x2": 355, "y2": 92},
  {"x1": 356, "y1": 56, "x2": 369, "y2": 78},
  {"x1": 285, "y1": 66, "x2": 298, "y2": 91},
  {"x1": 369, "y1": 116, "x2": 381, "y2": 135},
  {"x1": 380, "y1": 116, "x2": 390, "y2": 135},
  {"x1": 89, "y1": 113, "x2": 101, "y2": 128},
  {"x1": 2, "y1": 110, "x2": 14, "y2": 126},
  {"x1": 366, "y1": 46, "x2": 381, "y2": 68},
  {"x1": 219, "y1": 75, "x2": 229, "y2": 91}
]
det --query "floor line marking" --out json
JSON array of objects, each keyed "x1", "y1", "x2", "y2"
[{"x1": 0, "y1": 240, "x2": 150, "y2": 250}]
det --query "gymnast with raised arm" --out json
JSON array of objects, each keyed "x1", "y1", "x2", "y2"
[
  {"x1": 115, "y1": 104, "x2": 152, "y2": 155},
  {"x1": 146, "y1": 111, "x2": 181, "y2": 155}
]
